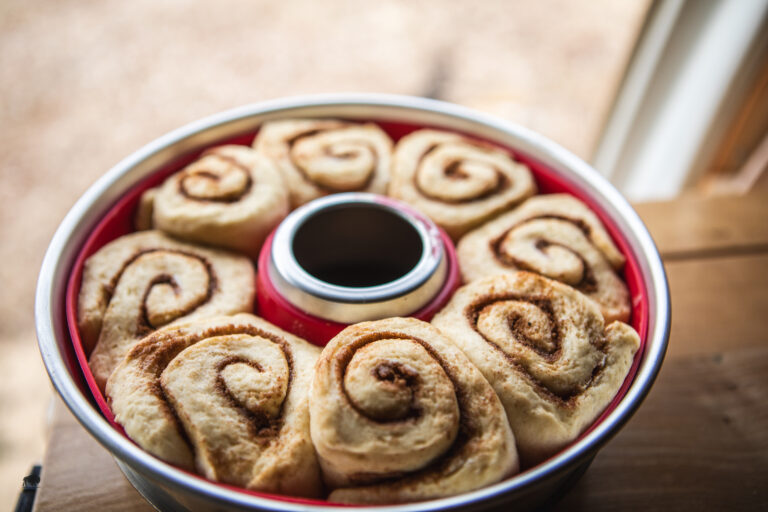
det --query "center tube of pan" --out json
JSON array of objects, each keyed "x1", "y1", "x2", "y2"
[
  {"x1": 268, "y1": 193, "x2": 448, "y2": 324},
  {"x1": 292, "y1": 203, "x2": 423, "y2": 287}
]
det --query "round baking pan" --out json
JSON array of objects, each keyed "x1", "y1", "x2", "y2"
[{"x1": 36, "y1": 94, "x2": 670, "y2": 512}]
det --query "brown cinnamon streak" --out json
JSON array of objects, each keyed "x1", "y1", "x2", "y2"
[
  {"x1": 413, "y1": 143, "x2": 511, "y2": 204},
  {"x1": 138, "y1": 274, "x2": 178, "y2": 335},
  {"x1": 465, "y1": 294, "x2": 605, "y2": 405},
  {"x1": 152, "y1": 381, "x2": 195, "y2": 455},
  {"x1": 214, "y1": 356, "x2": 283, "y2": 443},
  {"x1": 333, "y1": 331, "x2": 475, "y2": 485},
  {"x1": 114, "y1": 249, "x2": 218, "y2": 336},
  {"x1": 134, "y1": 323, "x2": 295, "y2": 462},
  {"x1": 287, "y1": 127, "x2": 378, "y2": 193},
  {"x1": 490, "y1": 215, "x2": 600, "y2": 294},
  {"x1": 178, "y1": 153, "x2": 253, "y2": 203}
]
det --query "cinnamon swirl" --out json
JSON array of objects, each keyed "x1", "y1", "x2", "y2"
[
  {"x1": 253, "y1": 119, "x2": 392, "y2": 207},
  {"x1": 431, "y1": 272, "x2": 640, "y2": 465},
  {"x1": 309, "y1": 317, "x2": 518, "y2": 504},
  {"x1": 150, "y1": 145, "x2": 289, "y2": 258},
  {"x1": 78, "y1": 230, "x2": 255, "y2": 390},
  {"x1": 457, "y1": 194, "x2": 630, "y2": 322},
  {"x1": 106, "y1": 313, "x2": 323, "y2": 497},
  {"x1": 389, "y1": 129, "x2": 536, "y2": 240}
]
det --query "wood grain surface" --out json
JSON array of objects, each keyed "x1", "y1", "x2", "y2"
[
  {"x1": 634, "y1": 193, "x2": 768, "y2": 259},
  {"x1": 31, "y1": 193, "x2": 768, "y2": 511},
  {"x1": 31, "y1": 400, "x2": 153, "y2": 512},
  {"x1": 554, "y1": 346, "x2": 768, "y2": 511}
]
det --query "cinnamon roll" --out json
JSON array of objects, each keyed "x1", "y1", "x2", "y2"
[
  {"x1": 253, "y1": 119, "x2": 392, "y2": 207},
  {"x1": 431, "y1": 272, "x2": 640, "y2": 465},
  {"x1": 309, "y1": 317, "x2": 518, "y2": 504},
  {"x1": 134, "y1": 187, "x2": 157, "y2": 231},
  {"x1": 106, "y1": 313, "x2": 323, "y2": 497},
  {"x1": 78, "y1": 230, "x2": 255, "y2": 390},
  {"x1": 150, "y1": 145, "x2": 289, "y2": 258},
  {"x1": 457, "y1": 194, "x2": 630, "y2": 322},
  {"x1": 389, "y1": 129, "x2": 536, "y2": 240}
]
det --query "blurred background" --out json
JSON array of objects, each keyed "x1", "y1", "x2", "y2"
[{"x1": 1, "y1": 0, "x2": 766, "y2": 508}]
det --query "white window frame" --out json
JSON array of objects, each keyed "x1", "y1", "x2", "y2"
[{"x1": 592, "y1": 0, "x2": 768, "y2": 202}]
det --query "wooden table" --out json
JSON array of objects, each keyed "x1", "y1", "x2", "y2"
[{"x1": 31, "y1": 193, "x2": 768, "y2": 511}]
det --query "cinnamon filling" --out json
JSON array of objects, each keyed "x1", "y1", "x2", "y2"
[
  {"x1": 373, "y1": 361, "x2": 419, "y2": 387},
  {"x1": 214, "y1": 357, "x2": 283, "y2": 442},
  {"x1": 413, "y1": 142, "x2": 512, "y2": 204},
  {"x1": 108, "y1": 249, "x2": 219, "y2": 336},
  {"x1": 466, "y1": 295, "x2": 607, "y2": 405},
  {"x1": 333, "y1": 331, "x2": 475, "y2": 484},
  {"x1": 490, "y1": 215, "x2": 602, "y2": 294},
  {"x1": 178, "y1": 153, "x2": 253, "y2": 203},
  {"x1": 136, "y1": 324, "x2": 296, "y2": 460},
  {"x1": 286, "y1": 127, "x2": 378, "y2": 192},
  {"x1": 154, "y1": 380, "x2": 195, "y2": 454},
  {"x1": 138, "y1": 274, "x2": 177, "y2": 335}
]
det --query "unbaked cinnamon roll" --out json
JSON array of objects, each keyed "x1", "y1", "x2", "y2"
[
  {"x1": 389, "y1": 129, "x2": 536, "y2": 240},
  {"x1": 150, "y1": 145, "x2": 289, "y2": 258},
  {"x1": 309, "y1": 317, "x2": 518, "y2": 504},
  {"x1": 457, "y1": 194, "x2": 630, "y2": 322},
  {"x1": 253, "y1": 119, "x2": 392, "y2": 207},
  {"x1": 78, "y1": 231, "x2": 255, "y2": 390},
  {"x1": 431, "y1": 272, "x2": 640, "y2": 465},
  {"x1": 134, "y1": 187, "x2": 157, "y2": 231},
  {"x1": 106, "y1": 313, "x2": 323, "y2": 497}
]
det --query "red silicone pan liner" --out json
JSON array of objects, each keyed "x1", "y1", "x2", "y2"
[{"x1": 64, "y1": 120, "x2": 648, "y2": 506}]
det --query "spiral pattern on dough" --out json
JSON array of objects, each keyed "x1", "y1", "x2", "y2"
[
  {"x1": 78, "y1": 231, "x2": 255, "y2": 390},
  {"x1": 309, "y1": 317, "x2": 517, "y2": 504},
  {"x1": 253, "y1": 119, "x2": 393, "y2": 207},
  {"x1": 432, "y1": 272, "x2": 639, "y2": 464},
  {"x1": 146, "y1": 145, "x2": 289, "y2": 258},
  {"x1": 389, "y1": 129, "x2": 536, "y2": 240},
  {"x1": 458, "y1": 194, "x2": 630, "y2": 322},
  {"x1": 106, "y1": 313, "x2": 323, "y2": 497}
]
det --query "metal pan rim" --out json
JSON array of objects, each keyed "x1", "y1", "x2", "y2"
[{"x1": 35, "y1": 92, "x2": 670, "y2": 511}]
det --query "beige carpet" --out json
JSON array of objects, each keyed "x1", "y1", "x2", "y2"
[{"x1": 0, "y1": 0, "x2": 646, "y2": 507}]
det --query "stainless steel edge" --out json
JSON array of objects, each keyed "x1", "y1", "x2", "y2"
[
  {"x1": 35, "y1": 93, "x2": 671, "y2": 512},
  {"x1": 268, "y1": 192, "x2": 447, "y2": 322}
]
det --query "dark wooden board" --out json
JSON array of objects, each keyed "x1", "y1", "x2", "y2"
[{"x1": 554, "y1": 346, "x2": 768, "y2": 511}]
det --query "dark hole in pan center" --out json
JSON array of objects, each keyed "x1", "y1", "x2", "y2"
[{"x1": 292, "y1": 204, "x2": 423, "y2": 288}]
